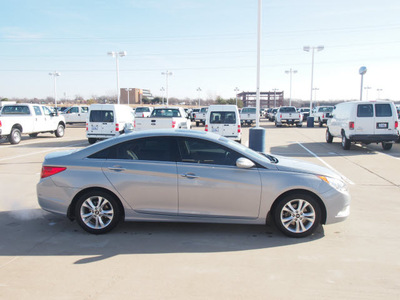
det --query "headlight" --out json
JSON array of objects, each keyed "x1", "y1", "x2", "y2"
[{"x1": 318, "y1": 176, "x2": 348, "y2": 192}]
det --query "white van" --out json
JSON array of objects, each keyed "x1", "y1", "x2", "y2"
[
  {"x1": 205, "y1": 105, "x2": 241, "y2": 143},
  {"x1": 86, "y1": 104, "x2": 135, "y2": 144},
  {"x1": 326, "y1": 101, "x2": 399, "y2": 150},
  {"x1": 62, "y1": 105, "x2": 89, "y2": 124}
]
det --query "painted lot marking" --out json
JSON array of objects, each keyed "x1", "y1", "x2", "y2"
[{"x1": 296, "y1": 142, "x2": 355, "y2": 185}]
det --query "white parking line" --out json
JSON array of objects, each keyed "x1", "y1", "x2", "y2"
[
  {"x1": 0, "y1": 142, "x2": 87, "y2": 162},
  {"x1": 296, "y1": 142, "x2": 355, "y2": 185}
]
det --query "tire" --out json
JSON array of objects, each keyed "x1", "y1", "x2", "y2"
[
  {"x1": 341, "y1": 133, "x2": 351, "y2": 150},
  {"x1": 196, "y1": 121, "x2": 199, "y2": 127},
  {"x1": 29, "y1": 133, "x2": 38, "y2": 138},
  {"x1": 326, "y1": 128, "x2": 333, "y2": 143},
  {"x1": 75, "y1": 190, "x2": 122, "y2": 234},
  {"x1": 88, "y1": 138, "x2": 97, "y2": 144},
  {"x1": 318, "y1": 118, "x2": 323, "y2": 127},
  {"x1": 8, "y1": 128, "x2": 22, "y2": 144},
  {"x1": 273, "y1": 193, "x2": 321, "y2": 238},
  {"x1": 382, "y1": 142, "x2": 393, "y2": 150},
  {"x1": 55, "y1": 124, "x2": 65, "y2": 137}
]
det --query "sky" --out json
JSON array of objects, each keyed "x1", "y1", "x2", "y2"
[{"x1": 1, "y1": 0, "x2": 400, "y2": 103}]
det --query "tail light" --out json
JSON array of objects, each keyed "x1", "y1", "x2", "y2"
[
  {"x1": 205, "y1": 125, "x2": 208, "y2": 132},
  {"x1": 0, "y1": 120, "x2": 2, "y2": 127},
  {"x1": 142, "y1": 113, "x2": 145, "y2": 118},
  {"x1": 238, "y1": 124, "x2": 241, "y2": 133},
  {"x1": 134, "y1": 120, "x2": 136, "y2": 128},
  {"x1": 322, "y1": 114, "x2": 325, "y2": 119},
  {"x1": 172, "y1": 121, "x2": 176, "y2": 128},
  {"x1": 115, "y1": 123, "x2": 119, "y2": 131},
  {"x1": 85, "y1": 123, "x2": 88, "y2": 131},
  {"x1": 280, "y1": 114, "x2": 282, "y2": 118},
  {"x1": 41, "y1": 166, "x2": 67, "y2": 179},
  {"x1": 349, "y1": 122, "x2": 355, "y2": 130},
  {"x1": 395, "y1": 121, "x2": 398, "y2": 129}
]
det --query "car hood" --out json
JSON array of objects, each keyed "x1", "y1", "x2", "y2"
[{"x1": 272, "y1": 155, "x2": 341, "y2": 179}]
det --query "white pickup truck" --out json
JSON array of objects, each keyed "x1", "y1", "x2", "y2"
[
  {"x1": 0, "y1": 103, "x2": 66, "y2": 144},
  {"x1": 134, "y1": 107, "x2": 191, "y2": 131},
  {"x1": 240, "y1": 107, "x2": 257, "y2": 126},
  {"x1": 275, "y1": 106, "x2": 302, "y2": 127},
  {"x1": 194, "y1": 107, "x2": 208, "y2": 126}
]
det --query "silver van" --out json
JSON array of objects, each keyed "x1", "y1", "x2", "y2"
[{"x1": 326, "y1": 101, "x2": 399, "y2": 150}]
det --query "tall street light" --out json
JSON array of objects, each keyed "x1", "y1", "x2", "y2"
[
  {"x1": 272, "y1": 88, "x2": 279, "y2": 107},
  {"x1": 359, "y1": 66, "x2": 367, "y2": 101},
  {"x1": 161, "y1": 70, "x2": 173, "y2": 106},
  {"x1": 196, "y1": 87, "x2": 202, "y2": 107},
  {"x1": 285, "y1": 68, "x2": 297, "y2": 106},
  {"x1": 107, "y1": 51, "x2": 127, "y2": 104},
  {"x1": 303, "y1": 45, "x2": 324, "y2": 112},
  {"x1": 234, "y1": 87, "x2": 239, "y2": 106},
  {"x1": 49, "y1": 71, "x2": 60, "y2": 109},
  {"x1": 377, "y1": 88, "x2": 383, "y2": 100},
  {"x1": 364, "y1": 86, "x2": 372, "y2": 101},
  {"x1": 160, "y1": 87, "x2": 165, "y2": 105},
  {"x1": 124, "y1": 88, "x2": 132, "y2": 105}
]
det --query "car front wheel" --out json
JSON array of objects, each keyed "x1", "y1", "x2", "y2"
[
  {"x1": 55, "y1": 124, "x2": 65, "y2": 137},
  {"x1": 274, "y1": 193, "x2": 321, "y2": 238},
  {"x1": 75, "y1": 191, "x2": 122, "y2": 234}
]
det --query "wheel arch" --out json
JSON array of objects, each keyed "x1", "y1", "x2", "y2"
[
  {"x1": 268, "y1": 189, "x2": 327, "y2": 225},
  {"x1": 67, "y1": 187, "x2": 125, "y2": 221},
  {"x1": 11, "y1": 123, "x2": 23, "y2": 132}
]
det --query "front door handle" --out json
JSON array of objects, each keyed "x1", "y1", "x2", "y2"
[
  {"x1": 181, "y1": 173, "x2": 199, "y2": 179},
  {"x1": 108, "y1": 166, "x2": 125, "y2": 172}
]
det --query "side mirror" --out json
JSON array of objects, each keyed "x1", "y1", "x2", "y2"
[{"x1": 236, "y1": 157, "x2": 255, "y2": 169}]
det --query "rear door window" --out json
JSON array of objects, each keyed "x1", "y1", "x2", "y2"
[
  {"x1": 375, "y1": 104, "x2": 392, "y2": 117},
  {"x1": 90, "y1": 110, "x2": 114, "y2": 122},
  {"x1": 357, "y1": 104, "x2": 373, "y2": 117},
  {"x1": 210, "y1": 111, "x2": 236, "y2": 124}
]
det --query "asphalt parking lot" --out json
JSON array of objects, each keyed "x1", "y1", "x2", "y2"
[{"x1": 1, "y1": 119, "x2": 399, "y2": 299}]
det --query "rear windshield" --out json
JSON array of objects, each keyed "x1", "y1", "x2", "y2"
[
  {"x1": 375, "y1": 104, "x2": 392, "y2": 117},
  {"x1": 318, "y1": 107, "x2": 333, "y2": 112},
  {"x1": 279, "y1": 107, "x2": 296, "y2": 113},
  {"x1": 136, "y1": 107, "x2": 150, "y2": 112},
  {"x1": 151, "y1": 109, "x2": 181, "y2": 118},
  {"x1": 210, "y1": 111, "x2": 236, "y2": 124},
  {"x1": 1, "y1": 105, "x2": 30, "y2": 115},
  {"x1": 89, "y1": 110, "x2": 114, "y2": 122},
  {"x1": 241, "y1": 108, "x2": 256, "y2": 113}
]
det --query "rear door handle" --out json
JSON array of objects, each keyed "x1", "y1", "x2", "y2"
[
  {"x1": 108, "y1": 166, "x2": 126, "y2": 172},
  {"x1": 181, "y1": 173, "x2": 199, "y2": 179}
]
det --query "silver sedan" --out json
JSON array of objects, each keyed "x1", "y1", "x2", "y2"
[{"x1": 37, "y1": 129, "x2": 350, "y2": 237}]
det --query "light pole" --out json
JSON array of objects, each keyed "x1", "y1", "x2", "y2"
[
  {"x1": 160, "y1": 87, "x2": 165, "y2": 105},
  {"x1": 234, "y1": 87, "x2": 239, "y2": 106},
  {"x1": 124, "y1": 88, "x2": 132, "y2": 105},
  {"x1": 107, "y1": 51, "x2": 127, "y2": 104},
  {"x1": 161, "y1": 70, "x2": 173, "y2": 106},
  {"x1": 359, "y1": 66, "x2": 367, "y2": 101},
  {"x1": 313, "y1": 88, "x2": 319, "y2": 103},
  {"x1": 285, "y1": 68, "x2": 297, "y2": 106},
  {"x1": 49, "y1": 71, "x2": 60, "y2": 109},
  {"x1": 377, "y1": 88, "x2": 383, "y2": 100},
  {"x1": 303, "y1": 45, "x2": 324, "y2": 111},
  {"x1": 196, "y1": 87, "x2": 202, "y2": 107},
  {"x1": 272, "y1": 88, "x2": 279, "y2": 107},
  {"x1": 364, "y1": 86, "x2": 372, "y2": 101}
]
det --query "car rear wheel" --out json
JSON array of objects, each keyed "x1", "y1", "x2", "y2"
[
  {"x1": 274, "y1": 193, "x2": 321, "y2": 238},
  {"x1": 75, "y1": 191, "x2": 122, "y2": 234},
  {"x1": 8, "y1": 128, "x2": 21, "y2": 144},
  {"x1": 341, "y1": 134, "x2": 351, "y2": 150},
  {"x1": 326, "y1": 129, "x2": 333, "y2": 143},
  {"x1": 382, "y1": 142, "x2": 393, "y2": 150}
]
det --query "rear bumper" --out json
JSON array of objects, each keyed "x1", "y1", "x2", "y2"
[{"x1": 349, "y1": 134, "x2": 398, "y2": 143}]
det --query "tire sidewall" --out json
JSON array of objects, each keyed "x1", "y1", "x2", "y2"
[
  {"x1": 55, "y1": 124, "x2": 65, "y2": 137},
  {"x1": 9, "y1": 128, "x2": 21, "y2": 144},
  {"x1": 75, "y1": 190, "x2": 122, "y2": 234},
  {"x1": 273, "y1": 193, "x2": 322, "y2": 238}
]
